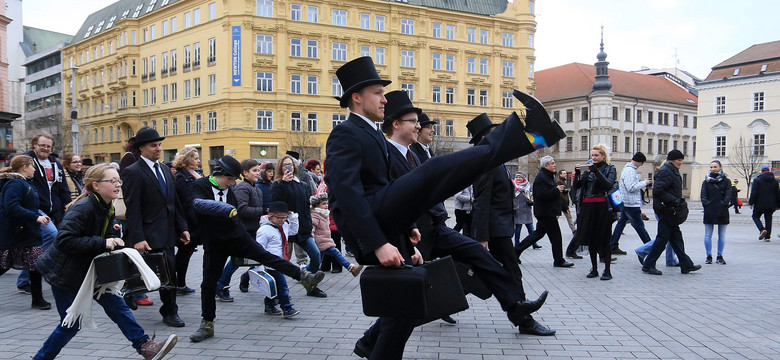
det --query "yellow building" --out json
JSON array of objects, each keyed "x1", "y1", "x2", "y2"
[{"x1": 63, "y1": 0, "x2": 536, "y2": 172}]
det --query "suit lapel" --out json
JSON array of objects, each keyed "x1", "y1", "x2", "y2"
[
  {"x1": 350, "y1": 114, "x2": 389, "y2": 163},
  {"x1": 138, "y1": 158, "x2": 166, "y2": 197}
]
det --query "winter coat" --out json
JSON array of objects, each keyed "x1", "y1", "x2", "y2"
[
  {"x1": 234, "y1": 180, "x2": 264, "y2": 234},
  {"x1": 23, "y1": 150, "x2": 71, "y2": 222},
  {"x1": 701, "y1": 171, "x2": 732, "y2": 224},
  {"x1": 748, "y1": 172, "x2": 780, "y2": 212},
  {"x1": 454, "y1": 186, "x2": 473, "y2": 212},
  {"x1": 512, "y1": 182, "x2": 533, "y2": 224},
  {"x1": 64, "y1": 171, "x2": 84, "y2": 200},
  {"x1": 652, "y1": 161, "x2": 683, "y2": 220},
  {"x1": 311, "y1": 208, "x2": 336, "y2": 251},
  {"x1": 256, "y1": 179, "x2": 273, "y2": 206},
  {"x1": 531, "y1": 167, "x2": 562, "y2": 218},
  {"x1": 36, "y1": 194, "x2": 115, "y2": 292},
  {"x1": 574, "y1": 161, "x2": 616, "y2": 200},
  {"x1": 472, "y1": 165, "x2": 514, "y2": 241},
  {"x1": 619, "y1": 162, "x2": 648, "y2": 207},
  {"x1": 256, "y1": 215, "x2": 299, "y2": 261},
  {"x1": 0, "y1": 173, "x2": 41, "y2": 249},
  {"x1": 271, "y1": 179, "x2": 312, "y2": 242},
  {"x1": 174, "y1": 169, "x2": 201, "y2": 243}
]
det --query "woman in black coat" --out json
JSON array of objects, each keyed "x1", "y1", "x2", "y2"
[
  {"x1": 172, "y1": 146, "x2": 202, "y2": 294},
  {"x1": 0, "y1": 155, "x2": 51, "y2": 309},
  {"x1": 271, "y1": 154, "x2": 326, "y2": 298},
  {"x1": 700, "y1": 160, "x2": 732, "y2": 265}
]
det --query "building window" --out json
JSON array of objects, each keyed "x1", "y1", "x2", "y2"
[
  {"x1": 194, "y1": 42, "x2": 201, "y2": 67},
  {"x1": 445, "y1": 25, "x2": 455, "y2": 40},
  {"x1": 360, "y1": 13, "x2": 370, "y2": 29},
  {"x1": 648, "y1": 111, "x2": 653, "y2": 124},
  {"x1": 625, "y1": 136, "x2": 631, "y2": 153},
  {"x1": 502, "y1": 32, "x2": 514, "y2": 47},
  {"x1": 208, "y1": 74, "x2": 216, "y2": 95},
  {"x1": 444, "y1": 119, "x2": 453, "y2": 137},
  {"x1": 307, "y1": 40, "x2": 318, "y2": 58},
  {"x1": 257, "y1": 35, "x2": 273, "y2": 54},
  {"x1": 528, "y1": 62, "x2": 534, "y2": 78},
  {"x1": 581, "y1": 107, "x2": 589, "y2": 120},
  {"x1": 682, "y1": 141, "x2": 688, "y2": 156},
  {"x1": 467, "y1": 89, "x2": 475, "y2": 106},
  {"x1": 401, "y1": 50, "x2": 415, "y2": 68},
  {"x1": 753, "y1": 92, "x2": 765, "y2": 111},
  {"x1": 566, "y1": 109, "x2": 573, "y2": 122},
  {"x1": 150, "y1": 87, "x2": 156, "y2": 104},
  {"x1": 375, "y1": 15, "x2": 385, "y2": 31},
  {"x1": 194, "y1": 8, "x2": 201, "y2": 26},
  {"x1": 754, "y1": 134, "x2": 766, "y2": 156},
  {"x1": 332, "y1": 114, "x2": 346, "y2": 128},
  {"x1": 502, "y1": 91, "x2": 513, "y2": 108},
  {"x1": 290, "y1": 38, "x2": 301, "y2": 57},
  {"x1": 195, "y1": 114, "x2": 202, "y2": 133},
  {"x1": 553, "y1": 110, "x2": 560, "y2": 121},
  {"x1": 208, "y1": 38, "x2": 216, "y2": 64},
  {"x1": 647, "y1": 139, "x2": 653, "y2": 154},
  {"x1": 162, "y1": 119, "x2": 169, "y2": 136},
  {"x1": 467, "y1": 28, "x2": 475, "y2": 42},
  {"x1": 693, "y1": 116, "x2": 697, "y2": 128},
  {"x1": 432, "y1": 85, "x2": 441, "y2": 103},
  {"x1": 445, "y1": 54, "x2": 454, "y2": 71},
  {"x1": 308, "y1": 6, "x2": 318, "y2": 23},
  {"x1": 257, "y1": 110, "x2": 273, "y2": 130},
  {"x1": 332, "y1": 9, "x2": 347, "y2": 27},
  {"x1": 432, "y1": 53, "x2": 441, "y2": 70},
  {"x1": 290, "y1": 112, "x2": 302, "y2": 131},
  {"x1": 207, "y1": 111, "x2": 217, "y2": 131},
  {"x1": 162, "y1": 85, "x2": 169, "y2": 103},
  {"x1": 307, "y1": 76, "x2": 318, "y2": 95},
  {"x1": 673, "y1": 114, "x2": 678, "y2": 127},
  {"x1": 290, "y1": 74, "x2": 301, "y2": 94},
  {"x1": 257, "y1": 0, "x2": 273, "y2": 17},
  {"x1": 673, "y1": 140, "x2": 678, "y2": 151},
  {"x1": 185, "y1": 116, "x2": 191, "y2": 134},
  {"x1": 256, "y1": 72, "x2": 273, "y2": 92},
  {"x1": 171, "y1": 82, "x2": 177, "y2": 101},
  {"x1": 307, "y1": 113, "x2": 318, "y2": 132},
  {"x1": 467, "y1": 57, "x2": 475, "y2": 73},
  {"x1": 502, "y1": 61, "x2": 514, "y2": 77},
  {"x1": 184, "y1": 79, "x2": 191, "y2": 99},
  {"x1": 184, "y1": 12, "x2": 191, "y2": 28},
  {"x1": 637, "y1": 138, "x2": 642, "y2": 153},
  {"x1": 581, "y1": 136, "x2": 588, "y2": 151},
  {"x1": 332, "y1": 42, "x2": 347, "y2": 61},
  {"x1": 479, "y1": 90, "x2": 488, "y2": 107},
  {"x1": 445, "y1": 87, "x2": 454, "y2": 104},
  {"x1": 479, "y1": 59, "x2": 488, "y2": 75},
  {"x1": 682, "y1": 173, "x2": 688, "y2": 190},
  {"x1": 194, "y1": 77, "x2": 201, "y2": 97},
  {"x1": 401, "y1": 83, "x2": 414, "y2": 101},
  {"x1": 715, "y1": 96, "x2": 726, "y2": 114},
  {"x1": 432, "y1": 23, "x2": 441, "y2": 38},
  {"x1": 291, "y1": 4, "x2": 302, "y2": 21},
  {"x1": 360, "y1": 46, "x2": 370, "y2": 57},
  {"x1": 566, "y1": 136, "x2": 573, "y2": 152},
  {"x1": 401, "y1": 18, "x2": 414, "y2": 34},
  {"x1": 332, "y1": 77, "x2": 343, "y2": 96},
  {"x1": 612, "y1": 107, "x2": 619, "y2": 120},
  {"x1": 683, "y1": 115, "x2": 688, "y2": 127},
  {"x1": 625, "y1": 109, "x2": 632, "y2": 122},
  {"x1": 208, "y1": 2, "x2": 216, "y2": 20},
  {"x1": 480, "y1": 29, "x2": 488, "y2": 44},
  {"x1": 611, "y1": 136, "x2": 617, "y2": 153},
  {"x1": 375, "y1": 47, "x2": 385, "y2": 65}
]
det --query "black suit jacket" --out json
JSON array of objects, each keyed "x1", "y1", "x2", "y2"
[
  {"x1": 325, "y1": 113, "x2": 400, "y2": 264},
  {"x1": 121, "y1": 158, "x2": 188, "y2": 250},
  {"x1": 409, "y1": 142, "x2": 432, "y2": 164},
  {"x1": 472, "y1": 165, "x2": 514, "y2": 242},
  {"x1": 532, "y1": 167, "x2": 562, "y2": 218}
]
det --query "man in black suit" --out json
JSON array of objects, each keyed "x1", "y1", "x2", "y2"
[
  {"x1": 409, "y1": 113, "x2": 436, "y2": 164},
  {"x1": 121, "y1": 127, "x2": 189, "y2": 327},
  {"x1": 325, "y1": 57, "x2": 563, "y2": 359}
]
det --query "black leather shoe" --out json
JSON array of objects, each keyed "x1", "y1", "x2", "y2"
[
  {"x1": 586, "y1": 269, "x2": 599, "y2": 278},
  {"x1": 517, "y1": 320, "x2": 556, "y2": 336},
  {"x1": 681, "y1": 264, "x2": 702, "y2": 274},
  {"x1": 307, "y1": 287, "x2": 328, "y2": 298},
  {"x1": 600, "y1": 257, "x2": 617, "y2": 263},
  {"x1": 642, "y1": 267, "x2": 662, "y2": 275},
  {"x1": 566, "y1": 253, "x2": 583, "y2": 259},
  {"x1": 553, "y1": 261, "x2": 574, "y2": 268},
  {"x1": 532, "y1": 244, "x2": 542, "y2": 249},
  {"x1": 508, "y1": 291, "x2": 548, "y2": 325},
  {"x1": 440, "y1": 315, "x2": 457, "y2": 325},
  {"x1": 612, "y1": 248, "x2": 627, "y2": 255},
  {"x1": 163, "y1": 314, "x2": 186, "y2": 327},
  {"x1": 354, "y1": 338, "x2": 373, "y2": 358},
  {"x1": 124, "y1": 295, "x2": 138, "y2": 311},
  {"x1": 239, "y1": 272, "x2": 250, "y2": 293},
  {"x1": 514, "y1": 245, "x2": 524, "y2": 259}
]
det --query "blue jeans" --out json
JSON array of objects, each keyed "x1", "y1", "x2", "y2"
[
  {"x1": 263, "y1": 269, "x2": 292, "y2": 310},
  {"x1": 18, "y1": 211, "x2": 58, "y2": 287},
  {"x1": 610, "y1": 206, "x2": 653, "y2": 247},
  {"x1": 34, "y1": 286, "x2": 149, "y2": 360},
  {"x1": 636, "y1": 239, "x2": 677, "y2": 266},
  {"x1": 321, "y1": 247, "x2": 351, "y2": 269},
  {"x1": 298, "y1": 237, "x2": 321, "y2": 273},
  {"x1": 513, "y1": 223, "x2": 534, "y2": 246},
  {"x1": 217, "y1": 259, "x2": 240, "y2": 290},
  {"x1": 704, "y1": 224, "x2": 727, "y2": 257}
]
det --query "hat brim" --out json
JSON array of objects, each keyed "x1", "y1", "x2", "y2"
[
  {"x1": 468, "y1": 124, "x2": 498, "y2": 144},
  {"x1": 134, "y1": 136, "x2": 166, "y2": 148},
  {"x1": 335, "y1": 79, "x2": 392, "y2": 108},
  {"x1": 383, "y1": 106, "x2": 422, "y2": 124},
  {"x1": 419, "y1": 120, "x2": 437, "y2": 127}
]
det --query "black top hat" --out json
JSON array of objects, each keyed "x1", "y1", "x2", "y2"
[
  {"x1": 466, "y1": 113, "x2": 497, "y2": 144},
  {"x1": 213, "y1": 155, "x2": 243, "y2": 178},
  {"x1": 285, "y1": 151, "x2": 300, "y2": 160},
  {"x1": 383, "y1": 90, "x2": 421, "y2": 124},
  {"x1": 267, "y1": 201, "x2": 289, "y2": 214},
  {"x1": 133, "y1": 127, "x2": 165, "y2": 148},
  {"x1": 81, "y1": 158, "x2": 94, "y2": 166},
  {"x1": 334, "y1": 56, "x2": 392, "y2": 108},
  {"x1": 418, "y1": 113, "x2": 437, "y2": 128}
]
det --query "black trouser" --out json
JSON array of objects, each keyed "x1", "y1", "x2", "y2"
[
  {"x1": 516, "y1": 216, "x2": 564, "y2": 264},
  {"x1": 0, "y1": 268, "x2": 44, "y2": 302},
  {"x1": 752, "y1": 209, "x2": 774, "y2": 236},
  {"x1": 453, "y1": 209, "x2": 472, "y2": 236},
  {"x1": 200, "y1": 234, "x2": 301, "y2": 322},
  {"x1": 321, "y1": 230, "x2": 342, "y2": 271},
  {"x1": 643, "y1": 220, "x2": 694, "y2": 270},
  {"x1": 174, "y1": 240, "x2": 197, "y2": 288}
]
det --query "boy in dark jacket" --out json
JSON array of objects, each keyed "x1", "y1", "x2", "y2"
[{"x1": 748, "y1": 165, "x2": 780, "y2": 241}]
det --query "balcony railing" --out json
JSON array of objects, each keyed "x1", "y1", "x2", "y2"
[
  {"x1": 170, "y1": 66, "x2": 177, "y2": 75},
  {"x1": 207, "y1": 56, "x2": 216, "y2": 66},
  {"x1": 161, "y1": 68, "x2": 168, "y2": 77},
  {"x1": 149, "y1": 72, "x2": 156, "y2": 80},
  {"x1": 183, "y1": 63, "x2": 191, "y2": 71},
  {"x1": 193, "y1": 60, "x2": 200, "y2": 70},
  {"x1": 141, "y1": 74, "x2": 148, "y2": 82}
]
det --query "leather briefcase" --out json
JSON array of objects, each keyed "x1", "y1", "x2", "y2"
[
  {"x1": 94, "y1": 252, "x2": 138, "y2": 285},
  {"x1": 359, "y1": 256, "x2": 468, "y2": 320},
  {"x1": 121, "y1": 252, "x2": 175, "y2": 296},
  {"x1": 454, "y1": 261, "x2": 492, "y2": 300}
]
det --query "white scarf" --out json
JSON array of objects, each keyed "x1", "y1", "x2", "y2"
[
  {"x1": 63, "y1": 248, "x2": 161, "y2": 329},
  {"x1": 314, "y1": 207, "x2": 330, "y2": 218}
]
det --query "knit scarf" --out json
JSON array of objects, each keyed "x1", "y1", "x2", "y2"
[
  {"x1": 513, "y1": 178, "x2": 531, "y2": 198},
  {"x1": 706, "y1": 170, "x2": 725, "y2": 183}
]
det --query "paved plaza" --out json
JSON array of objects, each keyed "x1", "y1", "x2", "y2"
[{"x1": 1, "y1": 202, "x2": 779, "y2": 359}]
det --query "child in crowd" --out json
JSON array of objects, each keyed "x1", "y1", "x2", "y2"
[
  {"x1": 309, "y1": 193, "x2": 363, "y2": 277},
  {"x1": 255, "y1": 201, "x2": 300, "y2": 318}
]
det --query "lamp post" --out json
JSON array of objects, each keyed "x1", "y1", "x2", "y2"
[{"x1": 70, "y1": 66, "x2": 80, "y2": 154}]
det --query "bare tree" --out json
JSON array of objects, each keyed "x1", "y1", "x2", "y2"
[
  {"x1": 284, "y1": 130, "x2": 323, "y2": 161},
  {"x1": 729, "y1": 135, "x2": 764, "y2": 199}
]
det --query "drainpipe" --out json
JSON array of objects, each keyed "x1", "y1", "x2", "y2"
[{"x1": 632, "y1": 97, "x2": 639, "y2": 154}]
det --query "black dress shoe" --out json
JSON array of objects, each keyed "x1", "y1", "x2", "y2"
[
  {"x1": 612, "y1": 248, "x2": 627, "y2": 255},
  {"x1": 681, "y1": 264, "x2": 702, "y2": 274},
  {"x1": 532, "y1": 244, "x2": 542, "y2": 249},
  {"x1": 517, "y1": 320, "x2": 556, "y2": 336},
  {"x1": 124, "y1": 295, "x2": 138, "y2": 311},
  {"x1": 163, "y1": 314, "x2": 186, "y2": 327},
  {"x1": 642, "y1": 267, "x2": 662, "y2": 275},
  {"x1": 354, "y1": 338, "x2": 373, "y2": 358},
  {"x1": 566, "y1": 253, "x2": 583, "y2": 259},
  {"x1": 307, "y1": 287, "x2": 328, "y2": 298},
  {"x1": 508, "y1": 291, "x2": 548, "y2": 325},
  {"x1": 440, "y1": 315, "x2": 457, "y2": 325},
  {"x1": 553, "y1": 261, "x2": 574, "y2": 268},
  {"x1": 239, "y1": 272, "x2": 250, "y2": 293}
]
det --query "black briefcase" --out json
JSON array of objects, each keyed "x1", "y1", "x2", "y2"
[
  {"x1": 454, "y1": 261, "x2": 492, "y2": 300},
  {"x1": 359, "y1": 256, "x2": 468, "y2": 320},
  {"x1": 94, "y1": 252, "x2": 138, "y2": 285},
  {"x1": 231, "y1": 256, "x2": 262, "y2": 267}
]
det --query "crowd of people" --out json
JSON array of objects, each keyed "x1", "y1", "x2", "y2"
[{"x1": 0, "y1": 55, "x2": 779, "y2": 360}]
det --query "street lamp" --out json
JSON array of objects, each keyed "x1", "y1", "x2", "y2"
[{"x1": 70, "y1": 66, "x2": 80, "y2": 154}]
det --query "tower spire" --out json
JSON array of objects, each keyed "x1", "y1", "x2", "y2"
[{"x1": 592, "y1": 25, "x2": 612, "y2": 92}]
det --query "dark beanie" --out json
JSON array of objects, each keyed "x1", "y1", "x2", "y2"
[
  {"x1": 632, "y1": 152, "x2": 647, "y2": 163},
  {"x1": 667, "y1": 149, "x2": 684, "y2": 161}
]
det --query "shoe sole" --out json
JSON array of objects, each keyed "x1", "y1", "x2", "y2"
[
  {"x1": 215, "y1": 295, "x2": 234, "y2": 302},
  {"x1": 760, "y1": 230, "x2": 768, "y2": 240},
  {"x1": 283, "y1": 311, "x2": 300, "y2": 319},
  {"x1": 31, "y1": 304, "x2": 51, "y2": 310},
  {"x1": 151, "y1": 334, "x2": 178, "y2": 360},
  {"x1": 265, "y1": 312, "x2": 282, "y2": 316}
]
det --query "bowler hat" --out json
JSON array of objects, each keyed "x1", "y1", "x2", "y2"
[
  {"x1": 418, "y1": 113, "x2": 437, "y2": 128},
  {"x1": 214, "y1": 155, "x2": 242, "y2": 178},
  {"x1": 383, "y1": 90, "x2": 421, "y2": 124},
  {"x1": 133, "y1": 127, "x2": 165, "y2": 148},
  {"x1": 285, "y1": 151, "x2": 300, "y2": 160},
  {"x1": 466, "y1": 113, "x2": 497, "y2": 144},
  {"x1": 81, "y1": 158, "x2": 94, "y2": 166},
  {"x1": 334, "y1": 56, "x2": 392, "y2": 108},
  {"x1": 267, "y1": 201, "x2": 289, "y2": 214}
]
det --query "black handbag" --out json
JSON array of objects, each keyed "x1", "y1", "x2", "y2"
[
  {"x1": 359, "y1": 256, "x2": 468, "y2": 321},
  {"x1": 663, "y1": 199, "x2": 689, "y2": 225}
]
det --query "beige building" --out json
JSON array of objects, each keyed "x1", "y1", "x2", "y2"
[
  {"x1": 692, "y1": 40, "x2": 780, "y2": 201},
  {"x1": 63, "y1": 0, "x2": 537, "y2": 172}
]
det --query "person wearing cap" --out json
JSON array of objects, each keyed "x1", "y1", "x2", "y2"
[
  {"x1": 186, "y1": 155, "x2": 325, "y2": 342},
  {"x1": 641, "y1": 149, "x2": 701, "y2": 275},
  {"x1": 121, "y1": 127, "x2": 189, "y2": 327},
  {"x1": 255, "y1": 201, "x2": 301, "y2": 318},
  {"x1": 609, "y1": 152, "x2": 654, "y2": 255},
  {"x1": 326, "y1": 57, "x2": 562, "y2": 359},
  {"x1": 748, "y1": 165, "x2": 780, "y2": 241},
  {"x1": 409, "y1": 113, "x2": 436, "y2": 164}
]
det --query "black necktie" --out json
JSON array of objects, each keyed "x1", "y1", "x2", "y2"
[
  {"x1": 154, "y1": 163, "x2": 167, "y2": 197},
  {"x1": 218, "y1": 190, "x2": 224, "y2": 202},
  {"x1": 406, "y1": 150, "x2": 418, "y2": 169}
]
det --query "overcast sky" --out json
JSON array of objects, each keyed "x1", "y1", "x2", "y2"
[{"x1": 24, "y1": 0, "x2": 780, "y2": 79}]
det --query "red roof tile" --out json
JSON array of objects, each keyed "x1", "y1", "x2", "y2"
[
  {"x1": 534, "y1": 63, "x2": 698, "y2": 106},
  {"x1": 712, "y1": 40, "x2": 780, "y2": 69}
]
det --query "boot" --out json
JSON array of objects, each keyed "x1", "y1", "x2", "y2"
[
  {"x1": 299, "y1": 270, "x2": 325, "y2": 291},
  {"x1": 189, "y1": 319, "x2": 214, "y2": 343},
  {"x1": 239, "y1": 272, "x2": 250, "y2": 293},
  {"x1": 348, "y1": 264, "x2": 364, "y2": 277},
  {"x1": 140, "y1": 334, "x2": 178, "y2": 360}
]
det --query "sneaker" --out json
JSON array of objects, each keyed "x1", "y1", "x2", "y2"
[
  {"x1": 612, "y1": 248, "x2": 627, "y2": 255},
  {"x1": 264, "y1": 305, "x2": 282, "y2": 316},
  {"x1": 532, "y1": 244, "x2": 542, "y2": 249},
  {"x1": 136, "y1": 296, "x2": 154, "y2": 306},
  {"x1": 140, "y1": 334, "x2": 178, "y2": 360},
  {"x1": 716, "y1": 256, "x2": 726, "y2": 265},
  {"x1": 239, "y1": 272, "x2": 250, "y2": 293},
  {"x1": 17, "y1": 284, "x2": 31, "y2": 295},
  {"x1": 348, "y1": 264, "x2": 364, "y2": 277},
  {"x1": 215, "y1": 286, "x2": 234, "y2": 302},
  {"x1": 760, "y1": 230, "x2": 768, "y2": 240},
  {"x1": 176, "y1": 286, "x2": 196, "y2": 296},
  {"x1": 299, "y1": 270, "x2": 325, "y2": 291},
  {"x1": 705, "y1": 255, "x2": 712, "y2": 264},
  {"x1": 31, "y1": 299, "x2": 51, "y2": 310},
  {"x1": 307, "y1": 287, "x2": 328, "y2": 298},
  {"x1": 189, "y1": 320, "x2": 214, "y2": 343},
  {"x1": 282, "y1": 307, "x2": 300, "y2": 318}
]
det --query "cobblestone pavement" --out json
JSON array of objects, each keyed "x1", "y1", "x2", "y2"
[{"x1": 1, "y1": 203, "x2": 779, "y2": 359}]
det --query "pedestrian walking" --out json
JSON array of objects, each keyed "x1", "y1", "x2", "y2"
[
  {"x1": 610, "y1": 152, "x2": 653, "y2": 254},
  {"x1": 172, "y1": 146, "x2": 202, "y2": 296},
  {"x1": 748, "y1": 165, "x2": 780, "y2": 241},
  {"x1": 512, "y1": 173, "x2": 536, "y2": 247}
]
